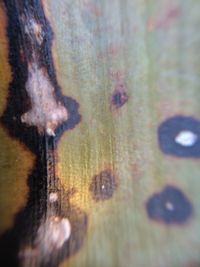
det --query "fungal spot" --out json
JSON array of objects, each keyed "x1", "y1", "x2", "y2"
[
  {"x1": 49, "y1": 192, "x2": 58, "y2": 203},
  {"x1": 158, "y1": 116, "x2": 200, "y2": 157},
  {"x1": 146, "y1": 186, "x2": 193, "y2": 224},
  {"x1": 21, "y1": 62, "x2": 68, "y2": 136},
  {"x1": 112, "y1": 90, "x2": 128, "y2": 109},
  {"x1": 90, "y1": 170, "x2": 117, "y2": 201}
]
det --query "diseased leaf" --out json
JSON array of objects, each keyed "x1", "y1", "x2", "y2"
[{"x1": 0, "y1": 1, "x2": 200, "y2": 267}]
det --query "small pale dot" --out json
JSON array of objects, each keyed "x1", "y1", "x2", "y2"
[
  {"x1": 49, "y1": 192, "x2": 58, "y2": 203},
  {"x1": 175, "y1": 131, "x2": 198, "y2": 147},
  {"x1": 165, "y1": 201, "x2": 174, "y2": 211},
  {"x1": 46, "y1": 127, "x2": 55, "y2": 136}
]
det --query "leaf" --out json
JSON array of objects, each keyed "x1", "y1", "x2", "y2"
[{"x1": 0, "y1": 1, "x2": 200, "y2": 267}]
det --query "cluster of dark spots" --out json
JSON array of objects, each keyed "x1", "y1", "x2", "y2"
[
  {"x1": 90, "y1": 170, "x2": 117, "y2": 201},
  {"x1": 146, "y1": 185, "x2": 193, "y2": 225},
  {"x1": 158, "y1": 116, "x2": 200, "y2": 158},
  {"x1": 111, "y1": 89, "x2": 128, "y2": 109}
]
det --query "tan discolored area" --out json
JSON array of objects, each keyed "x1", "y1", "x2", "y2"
[
  {"x1": 0, "y1": 4, "x2": 35, "y2": 234},
  {"x1": 0, "y1": 127, "x2": 35, "y2": 234},
  {"x1": 0, "y1": 4, "x2": 11, "y2": 116}
]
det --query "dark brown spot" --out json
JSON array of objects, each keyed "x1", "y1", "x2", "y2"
[
  {"x1": 146, "y1": 185, "x2": 193, "y2": 225},
  {"x1": 111, "y1": 89, "x2": 128, "y2": 109},
  {"x1": 158, "y1": 116, "x2": 200, "y2": 158},
  {"x1": 90, "y1": 170, "x2": 117, "y2": 201}
]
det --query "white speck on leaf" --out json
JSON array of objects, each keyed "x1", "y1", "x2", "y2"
[
  {"x1": 175, "y1": 130, "x2": 198, "y2": 147},
  {"x1": 49, "y1": 192, "x2": 58, "y2": 203},
  {"x1": 165, "y1": 201, "x2": 174, "y2": 211}
]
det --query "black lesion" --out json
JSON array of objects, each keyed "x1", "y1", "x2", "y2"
[
  {"x1": 158, "y1": 116, "x2": 200, "y2": 158},
  {"x1": 0, "y1": 1, "x2": 85, "y2": 266},
  {"x1": 89, "y1": 170, "x2": 117, "y2": 201},
  {"x1": 111, "y1": 90, "x2": 128, "y2": 109},
  {"x1": 146, "y1": 185, "x2": 193, "y2": 225},
  {"x1": 53, "y1": 96, "x2": 81, "y2": 143}
]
